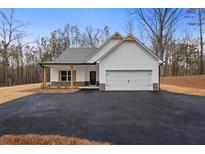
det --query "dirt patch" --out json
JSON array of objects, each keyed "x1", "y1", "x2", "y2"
[
  {"x1": 23, "y1": 87, "x2": 80, "y2": 94},
  {"x1": 161, "y1": 84, "x2": 205, "y2": 96},
  {"x1": 0, "y1": 84, "x2": 41, "y2": 104},
  {"x1": 160, "y1": 75, "x2": 205, "y2": 96},
  {"x1": 160, "y1": 75, "x2": 205, "y2": 89},
  {"x1": 0, "y1": 84, "x2": 80, "y2": 104},
  {"x1": 0, "y1": 134, "x2": 110, "y2": 145}
]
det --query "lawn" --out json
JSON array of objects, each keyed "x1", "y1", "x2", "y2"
[{"x1": 160, "y1": 75, "x2": 205, "y2": 96}]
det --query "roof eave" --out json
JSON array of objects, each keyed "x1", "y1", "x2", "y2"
[{"x1": 38, "y1": 62, "x2": 96, "y2": 67}]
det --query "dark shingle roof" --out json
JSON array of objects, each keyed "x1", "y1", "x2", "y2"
[{"x1": 41, "y1": 48, "x2": 96, "y2": 64}]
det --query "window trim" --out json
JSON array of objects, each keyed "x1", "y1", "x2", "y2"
[{"x1": 60, "y1": 70, "x2": 73, "y2": 82}]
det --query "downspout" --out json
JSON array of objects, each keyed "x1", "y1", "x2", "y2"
[{"x1": 159, "y1": 63, "x2": 163, "y2": 91}]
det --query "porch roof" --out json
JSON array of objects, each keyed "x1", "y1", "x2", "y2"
[{"x1": 39, "y1": 48, "x2": 96, "y2": 66}]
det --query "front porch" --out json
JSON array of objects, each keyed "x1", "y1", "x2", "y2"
[{"x1": 42, "y1": 64, "x2": 99, "y2": 89}]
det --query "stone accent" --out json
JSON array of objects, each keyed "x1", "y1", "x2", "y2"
[
  {"x1": 51, "y1": 81, "x2": 70, "y2": 87},
  {"x1": 96, "y1": 81, "x2": 99, "y2": 86},
  {"x1": 85, "y1": 81, "x2": 89, "y2": 86},
  {"x1": 51, "y1": 81, "x2": 100, "y2": 87},
  {"x1": 99, "y1": 83, "x2": 105, "y2": 91},
  {"x1": 83, "y1": 81, "x2": 99, "y2": 86},
  {"x1": 153, "y1": 83, "x2": 159, "y2": 91},
  {"x1": 51, "y1": 81, "x2": 85, "y2": 87},
  {"x1": 74, "y1": 82, "x2": 86, "y2": 86}
]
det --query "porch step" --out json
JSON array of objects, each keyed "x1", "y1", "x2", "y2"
[{"x1": 79, "y1": 86, "x2": 99, "y2": 90}]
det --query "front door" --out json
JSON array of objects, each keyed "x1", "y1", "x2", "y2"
[{"x1": 90, "y1": 71, "x2": 96, "y2": 85}]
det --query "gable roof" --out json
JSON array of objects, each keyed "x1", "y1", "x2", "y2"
[
  {"x1": 39, "y1": 32, "x2": 123, "y2": 65},
  {"x1": 40, "y1": 48, "x2": 95, "y2": 65},
  {"x1": 95, "y1": 34, "x2": 163, "y2": 63},
  {"x1": 82, "y1": 32, "x2": 123, "y2": 63},
  {"x1": 39, "y1": 32, "x2": 163, "y2": 66}
]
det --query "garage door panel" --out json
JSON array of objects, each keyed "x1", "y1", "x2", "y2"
[{"x1": 105, "y1": 70, "x2": 152, "y2": 91}]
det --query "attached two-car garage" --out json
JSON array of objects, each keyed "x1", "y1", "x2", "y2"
[
  {"x1": 93, "y1": 33, "x2": 162, "y2": 91},
  {"x1": 105, "y1": 70, "x2": 152, "y2": 91}
]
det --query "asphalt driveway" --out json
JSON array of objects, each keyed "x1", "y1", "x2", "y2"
[{"x1": 0, "y1": 90, "x2": 205, "y2": 144}]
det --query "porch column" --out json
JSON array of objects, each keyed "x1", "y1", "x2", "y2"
[
  {"x1": 43, "y1": 66, "x2": 46, "y2": 88},
  {"x1": 70, "y1": 65, "x2": 74, "y2": 88}
]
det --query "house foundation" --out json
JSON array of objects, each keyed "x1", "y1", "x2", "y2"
[
  {"x1": 153, "y1": 83, "x2": 159, "y2": 91},
  {"x1": 99, "y1": 83, "x2": 105, "y2": 91}
]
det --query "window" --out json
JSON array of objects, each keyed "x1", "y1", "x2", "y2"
[
  {"x1": 68, "y1": 71, "x2": 71, "y2": 81},
  {"x1": 61, "y1": 71, "x2": 68, "y2": 81},
  {"x1": 60, "y1": 70, "x2": 76, "y2": 82}
]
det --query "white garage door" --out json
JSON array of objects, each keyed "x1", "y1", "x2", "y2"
[{"x1": 105, "y1": 70, "x2": 152, "y2": 91}]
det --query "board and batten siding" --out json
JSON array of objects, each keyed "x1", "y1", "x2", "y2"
[{"x1": 98, "y1": 41, "x2": 160, "y2": 89}]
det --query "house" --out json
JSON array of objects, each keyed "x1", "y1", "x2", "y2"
[{"x1": 39, "y1": 32, "x2": 163, "y2": 91}]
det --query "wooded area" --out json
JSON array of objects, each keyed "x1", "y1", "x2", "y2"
[
  {"x1": 0, "y1": 9, "x2": 204, "y2": 86},
  {"x1": 130, "y1": 8, "x2": 205, "y2": 76},
  {"x1": 0, "y1": 9, "x2": 110, "y2": 86}
]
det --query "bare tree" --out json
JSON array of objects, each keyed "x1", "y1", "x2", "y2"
[
  {"x1": 85, "y1": 26, "x2": 100, "y2": 48},
  {"x1": 125, "y1": 20, "x2": 134, "y2": 34},
  {"x1": 0, "y1": 10, "x2": 111, "y2": 87},
  {"x1": 99, "y1": 26, "x2": 110, "y2": 44},
  {"x1": 167, "y1": 34, "x2": 199, "y2": 76},
  {"x1": 186, "y1": 8, "x2": 205, "y2": 74},
  {"x1": 130, "y1": 9, "x2": 184, "y2": 76},
  {"x1": 0, "y1": 9, "x2": 26, "y2": 85},
  {"x1": 131, "y1": 9, "x2": 183, "y2": 59}
]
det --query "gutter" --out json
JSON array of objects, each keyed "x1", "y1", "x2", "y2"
[{"x1": 38, "y1": 62, "x2": 96, "y2": 67}]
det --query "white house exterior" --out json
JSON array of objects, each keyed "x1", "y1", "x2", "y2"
[{"x1": 39, "y1": 32, "x2": 163, "y2": 91}]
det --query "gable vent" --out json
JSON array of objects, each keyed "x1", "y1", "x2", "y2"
[
  {"x1": 111, "y1": 33, "x2": 123, "y2": 40},
  {"x1": 125, "y1": 35, "x2": 135, "y2": 41}
]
